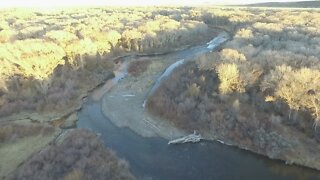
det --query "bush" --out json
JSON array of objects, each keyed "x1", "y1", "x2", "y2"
[
  {"x1": 186, "y1": 83, "x2": 201, "y2": 97},
  {"x1": 275, "y1": 68, "x2": 320, "y2": 127},
  {"x1": 196, "y1": 53, "x2": 217, "y2": 71},
  {"x1": 216, "y1": 63, "x2": 244, "y2": 94},
  {"x1": 220, "y1": 49, "x2": 247, "y2": 62},
  {"x1": 0, "y1": 29, "x2": 16, "y2": 43}
]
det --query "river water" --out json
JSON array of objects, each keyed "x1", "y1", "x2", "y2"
[
  {"x1": 77, "y1": 99, "x2": 320, "y2": 180},
  {"x1": 77, "y1": 33, "x2": 320, "y2": 180}
]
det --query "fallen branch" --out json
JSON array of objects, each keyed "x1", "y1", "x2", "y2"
[
  {"x1": 168, "y1": 131, "x2": 203, "y2": 145},
  {"x1": 122, "y1": 94, "x2": 136, "y2": 97}
]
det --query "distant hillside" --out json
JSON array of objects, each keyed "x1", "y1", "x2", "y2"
[{"x1": 244, "y1": 1, "x2": 320, "y2": 8}]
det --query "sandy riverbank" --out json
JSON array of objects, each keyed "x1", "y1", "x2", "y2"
[{"x1": 100, "y1": 56, "x2": 186, "y2": 139}]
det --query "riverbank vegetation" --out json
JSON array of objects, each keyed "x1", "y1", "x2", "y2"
[
  {"x1": 10, "y1": 129, "x2": 135, "y2": 180},
  {"x1": 147, "y1": 7, "x2": 320, "y2": 170}
]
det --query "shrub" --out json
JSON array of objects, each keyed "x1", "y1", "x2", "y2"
[
  {"x1": 0, "y1": 29, "x2": 16, "y2": 43},
  {"x1": 196, "y1": 53, "x2": 218, "y2": 71},
  {"x1": 45, "y1": 30, "x2": 79, "y2": 47},
  {"x1": 220, "y1": 48, "x2": 247, "y2": 62},
  {"x1": 63, "y1": 169, "x2": 85, "y2": 180},
  {"x1": 105, "y1": 30, "x2": 121, "y2": 48},
  {"x1": 216, "y1": 63, "x2": 244, "y2": 94},
  {"x1": 261, "y1": 65, "x2": 293, "y2": 94},
  {"x1": 275, "y1": 68, "x2": 320, "y2": 127},
  {"x1": 235, "y1": 28, "x2": 253, "y2": 39},
  {"x1": 186, "y1": 83, "x2": 200, "y2": 97}
]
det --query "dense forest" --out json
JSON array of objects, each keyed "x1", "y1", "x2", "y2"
[{"x1": 0, "y1": 7, "x2": 213, "y2": 118}]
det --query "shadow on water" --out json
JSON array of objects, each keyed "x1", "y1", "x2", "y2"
[{"x1": 77, "y1": 99, "x2": 320, "y2": 180}]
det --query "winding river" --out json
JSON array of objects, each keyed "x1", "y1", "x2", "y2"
[{"x1": 77, "y1": 33, "x2": 320, "y2": 180}]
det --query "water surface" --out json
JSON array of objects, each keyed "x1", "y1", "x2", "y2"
[{"x1": 77, "y1": 99, "x2": 320, "y2": 180}]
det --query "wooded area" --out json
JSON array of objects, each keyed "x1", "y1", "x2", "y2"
[
  {"x1": 146, "y1": 7, "x2": 320, "y2": 170},
  {"x1": 0, "y1": 7, "x2": 213, "y2": 117}
]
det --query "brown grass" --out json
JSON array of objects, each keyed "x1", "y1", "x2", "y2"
[{"x1": 0, "y1": 122, "x2": 55, "y2": 143}]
